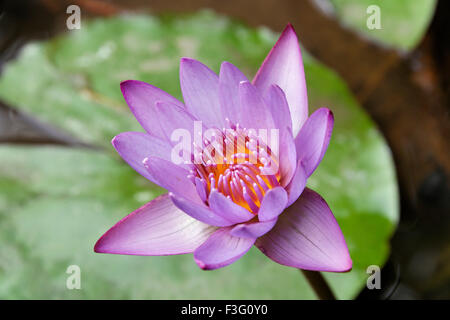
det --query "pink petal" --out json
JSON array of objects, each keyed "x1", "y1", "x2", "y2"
[
  {"x1": 219, "y1": 61, "x2": 249, "y2": 127},
  {"x1": 143, "y1": 156, "x2": 199, "y2": 203},
  {"x1": 279, "y1": 127, "x2": 297, "y2": 187},
  {"x1": 194, "y1": 227, "x2": 256, "y2": 270},
  {"x1": 258, "y1": 187, "x2": 288, "y2": 221},
  {"x1": 256, "y1": 188, "x2": 352, "y2": 272},
  {"x1": 252, "y1": 24, "x2": 308, "y2": 136},
  {"x1": 180, "y1": 58, "x2": 225, "y2": 128},
  {"x1": 153, "y1": 100, "x2": 199, "y2": 144},
  {"x1": 209, "y1": 190, "x2": 255, "y2": 224},
  {"x1": 264, "y1": 84, "x2": 292, "y2": 133},
  {"x1": 285, "y1": 160, "x2": 307, "y2": 206},
  {"x1": 230, "y1": 218, "x2": 277, "y2": 239},
  {"x1": 170, "y1": 193, "x2": 235, "y2": 227},
  {"x1": 239, "y1": 81, "x2": 274, "y2": 129},
  {"x1": 120, "y1": 80, "x2": 184, "y2": 140},
  {"x1": 112, "y1": 132, "x2": 172, "y2": 182},
  {"x1": 94, "y1": 194, "x2": 216, "y2": 255},
  {"x1": 262, "y1": 86, "x2": 296, "y2": 186},
  {"x1": 294, "y1": 108, "x2": 334, "y2": 177}
]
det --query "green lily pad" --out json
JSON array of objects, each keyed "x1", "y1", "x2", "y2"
[
  {"x1": 0, "y1": 11, "x2": 398, "y2": 299},
  {"x1": 330, "y1": 0, "x2": 436, "y2": 50}
]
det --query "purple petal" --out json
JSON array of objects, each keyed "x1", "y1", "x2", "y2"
[
  {"x1": 279, "y1": 128, "x2": 297, "y2": 187},
  {"x1": 219, "y1": 61, "x2": 249, "y2": 127},
  {"x1": 285, "y1": 160, "x2": 307, "y2": 206},
  {"x1": 112, "y1": 132, "x2": 172, "y2": 182},
  {"x1": 94, "y1": 194, "x2": 216, "y2": 255},
  {"x1": 239, "y1": 81, "x2": 274, "y2": 129},
  {"x1": 256, "y1": 188, "x2": 352, "y2": 272},
  {"x1": 120, "y1": 80, "x2": 184, "y2": 139},
  {"x1": 258, "y1": 187, "x2": 288, "y2": 221},
  {"x1": 230, "y1": 218, "x2": 277, "y2": 239},
  {"x1": 264, "y1": 84, "x2": 292, "y2": 133},
  {"x1": 180, "y1": 58, "x2": 225, "y2": 128},
  {"x1": 194, "y1": 227, "x2": 256, "y2": 270},
  {"x1": 143, "y1": 156, "x2": 199, "y2": 202},
  {"x1": 208, "y1": 190, "x2": 255, "y2": 224},
  {"x1": 170, "y1": 193, "x2": 235, "y2": 227},
  {"x1": 252, "y1": 24, "x2": 308, "y2": 136},
  {"x1": 154, "y1": 100, "x2": 199, "y2": 144},
  {"x1": 294, "y1": 108, "x2": 334, "y2": 177}
]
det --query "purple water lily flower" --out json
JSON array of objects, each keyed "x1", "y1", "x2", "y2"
[{"x1": 94, "y1": 24, "x2": 352, "y2": 272}]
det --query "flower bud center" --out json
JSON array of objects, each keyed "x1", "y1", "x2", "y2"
[{"x1": 188, "y1": 121, "x2": 280, "y2": 214}]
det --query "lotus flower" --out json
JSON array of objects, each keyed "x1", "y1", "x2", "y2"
[{"x1": 94, "y1": 24, "x2": 352, "y2": 272}]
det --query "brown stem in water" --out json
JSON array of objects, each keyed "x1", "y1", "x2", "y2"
[{"x1": 301, "y1": 270, "x2": 336, "y2": 300}]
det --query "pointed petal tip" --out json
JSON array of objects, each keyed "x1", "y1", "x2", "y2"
[
  {"x1": 340, "y1": 258, "x2": 353, "y2": 273},
  {"x1": 253, "y1": 21, "x2": 308, "y2": 135},
  {"x1": 180, "y1": 56, "x2": 194, "y2": 63},
  {"x1": 93, "y1": 194, "x2": 217, "y2": 256},
  {"x1": 316, "y1": 107, "x2": 334, "y2": 118},
  {"x1": 328, "y1": 109, "x2": 334, "y2": 122},
  {"x1": 327, "y1": 256, "x2": 353, "y2": 273},
  {"x1": 284, "y1": 23, "x2": 295, "y2": 33},
  {"x1": 194, "y1": 257, "x2": 208, "y2": 270},
  {"x1": 119, "y1": 79, "x2": 131, "y2": 89},
  {"x1": 299, "y1": 260, "x2": 353, "y2": 273},
  {"x1": 93, "y1": 237, "x2": 105, "y2": 253},
  {"x1": 220, "y1": 60, "x2": 232, "y2": 68},
  {"x1": 179, "y1": 57, "x2": 200, "y2": 69},
  {"x1": 294, "y1": 107, "x2": 334, "y2": 176},
  {"x1": 119, "y1": 79, "x2": 146, "y2": 91},
  {"x1": 111, "y1": 135, "x2": 118, "y2": 147},
  {"x1": 93, "y1": 234, "x2": 122, "y2": 254},
  {"x1": 281, "y1": 23, "x2": 300, "y2": 41},
  {"x1": 313, "y1": 250, "x2": 353, "y2": 273}
]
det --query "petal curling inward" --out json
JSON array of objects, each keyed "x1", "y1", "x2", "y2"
[
  {"x1": 294, "y1": 108, "x2": 334, "y2": 177},
  {"x1": 194, "y1": 227, "x2": 256, "y2": 270},
  {"x1": 112, "y1": 132, "x2": 172, "y2": 182},
  {"x1": 285, "y1": 160, "x2": 307, "y2": 206},
  {"x1": 209, "y1": 190, "x2": 255, "y2": 224},
  {"x1": 252, "y1": 24, "x2": 308, "y2": 136},
  {"x1": 279, "y1": 128, "x2": 297, "y2": 187},
  {"x1": 180, "y1": 58, "x2": 225, "y2": 128},
  {"x1": 94, "y1": 194, "x2": 216, "y2": 255},
  {"x1": 170, "y1": 193, "x2": 236, "y2": 227},
  {"x1": 143, "y1": 156, "x2": 199, "y2": 203},
  {"x1": 120, "y1": 80, "x2": 184, "y2": 139},
  {"x1": 258, "y1": 187, "x2": 288, "y2": 221},
  {"x1": 230, "y1": 219, "x2": 278, "y2": 239},
  {"x1": 256, "y1": 188, "x2": 352, "y2": 272}
]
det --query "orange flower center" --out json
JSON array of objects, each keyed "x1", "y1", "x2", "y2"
[{"x1": 189, "y1": 121, "x2": 280, "y2": 213}]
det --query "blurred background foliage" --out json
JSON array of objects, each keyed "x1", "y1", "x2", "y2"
[
  {"x1": 330, "y1": 0, "x2": 436, "y2": 49},
  {"x1": 0, "y1": 0, "x2": 442, "y2": 299}
]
